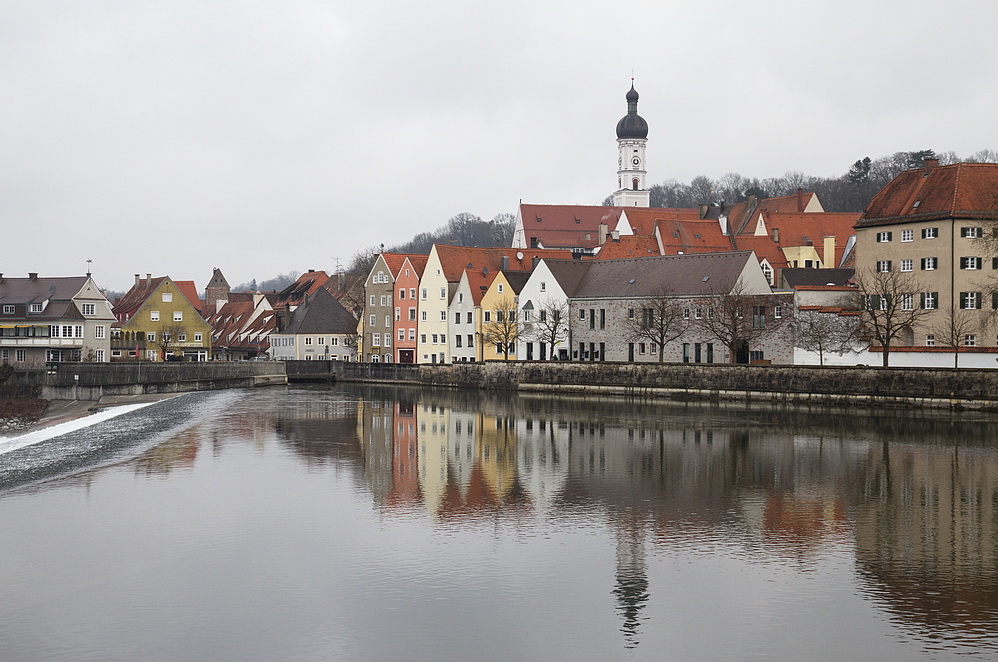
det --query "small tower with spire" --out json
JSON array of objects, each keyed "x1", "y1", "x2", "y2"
[
  {"x1": 204, "y1": 267, "x2": 231, "y2": 312},
  {"x1": 613, "y1": 81, "x2": 650, "y2": 207}
]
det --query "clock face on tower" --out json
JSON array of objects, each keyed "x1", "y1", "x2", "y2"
[{"x1": 632, "y1": 157, "x2": 640, "y2": 167}]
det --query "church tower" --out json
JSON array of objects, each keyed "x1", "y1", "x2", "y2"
[{"x1": 613, "y1": 82, "x2": 650, "y2": 207}]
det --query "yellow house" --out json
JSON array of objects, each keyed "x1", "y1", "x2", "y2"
[
  {"x1": 111, "y1": 275, "x2": 212, "y2": 361},
  {"x1": 479, "y1": 271, "x2": 530, "y2": 361}
]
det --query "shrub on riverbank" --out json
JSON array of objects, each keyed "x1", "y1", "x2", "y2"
[{"x1": 0, "y1": 383, "x2": 47, "y2": 424}]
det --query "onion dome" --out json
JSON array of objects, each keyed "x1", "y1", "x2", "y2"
[{"x1": 615, "y1": 83, "x2": 648, "y2": 140}]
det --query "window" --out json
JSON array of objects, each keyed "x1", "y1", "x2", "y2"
[
  {"x1": 30, "y1": 303, "x2": 42, "y2": 313},
  {"x1": 578, "y1": 309, "x2": 585, "y2": 320},
  {"x1": 751, "y1": 306, "x2": 767, "y2": 329},
  {"x1": 399, "y1": 329, "x2": 405, "y2": 341},
  {"x1": 921, "y1": 257, "x2": 937, "y2": 270},
  {"x1": 395, "y1": 307, "x2": 401, "y2": 321},
  {"x1": 455, "y1": 335, "x2": 463, "y2": 348},
  {"x1": 965, "y1": 334, "x2": 977, "y2": 347},
  {"x1": 410, "y1": 288, "x2": 416, "y2": 299},
  {"x1": 409, "y1": 308, "x2": 416, "y2": 321},
  {"x1": 162, "y1": 332, "x2": 171, "y2": 342},
  {"x1": 959, "y1": 291, "x2": 980, "y2": 310},
  {"x1": 901, "y1": 229, "x2": 914, "y2": 242},
  {"x1": 876, "y1": 260, "x2": 892, "y2": 273},
  {"x1": 431, "y1": 334, "x2": 438, "y2": 344},
  {"x1": 440, "y1": 311, "x2": 446, "y2": 321},
  {"x1": 961, "y1": 226, "x2": 981, "y2": 238},
  {"x1": 540, "y1": 282, "x2": 546, "y2": 292},
  {"x1": 95, "y1": 325, "x2": 106, "y2": 339},
  {"x1": 329, "y1": 337, "x2": 338, "y2": 346},
  {"x1": 421, "y1": 288, "x2": 427, "y2": 300},
  {"x1": 876, "y1": 231, "x2": 892, "y2": 243},
  {"x1": 467, "y1": 334, "x2": 474, "y2": 348},
  {"x1": 305, "y1": 337, "x2": 313, "y2": 345},
  {"x1": 420, "y1": 334, "x2": 427, "y2": 344},
  {"x1": 683, "y1": 308, "x2": 691, "y2": 320},
  {"x1": 373, "y1": 333, "x2": 381, "y2": 346},
  {"x1": 81, "y1": 303, "x2": 96, "y2": 315},
  {"x1": 497, "y1": 283, "x2": 504, "y2": 294},
  {"x1": 178, "y1": 333, "x2": 186, "y2": 342},
  {"x1": 173, "y1": 311, "x2": 183, "y2": 321},
  {"x1": 901, "y1": 293, "x2": 913, "y2": 311},
  {"x1": 369, "y1": 314, "x2": 376, "y2": 326},
  {"x1": 399, "y1": 288, "x2": 406, "y2": 300},
  {"x1": 194, "y1": 333, "x2": 202, "y2": 342},
  {"x1": 749, "y1": 350, "x2": 765, "y2": 362},
  {"x1": 385, "y1": 315, "x2": 391, "y2": 327},
  {"x1": 380, "y1": 295, "x2": 388, "y2": 306},
  {"x1": 960, "y1": 257, "x2": 982, "y2": 270},
  {"x1": 900, "y1": 259, "x2": 913, "y2": 272},
  {"x1": 774, "y1": 306, "x2": 783, "y2": 319},
  {"x1": 484, "y1": 311, "x2": 491, "y2": 322},
  {"x1": 922, "y1": 227, "x2": 938, "y2": 239},
  {"x1": 384, "y1": 334, "x2": 390, "y2": 347},
  {"x1": 694, "y1": 308, "x2": 702, "y2": 320},
  {"x1": 497, "y1": 310, "x2": 506, "y2": 323},
  {"x1": 409, "y1": 329, "x2": 415, "y2": 341},
  {"x1": 147, "y1": 332, "x2": 156, "y2": 342},
  {"x1": 421, "y1": 311, "x2": 427, "y2": 321},
  {"x1": 925, "y1": 334, "x2": 935, "y2": 346},
  {"x1": 150, "y1": 310, "x2": 160, "y2": 321},
  {"x1": 370, "y1": 295, "x2": 376, "y2": 306},
  {"x1": 162, "y1": 292, "x2": 173, "y2": 302},
  {"x1": 628, "y1": 308, "x2": 634, "y2": 319},
  {"x1": 921, "y1": 292, "x2": 938, "y2": 310},
  {"x1": 439, "y1": 287, "x2": 446, "y2": 299},
  {"x1": 16, "y1": 349, "x2": 26, "y2": 362},
  {"x1": 467, "y1": 311, "x2": 473, "y2": 324},
  {"x1": 3, "y1": 305, "x2": 14, "y2": 315}
]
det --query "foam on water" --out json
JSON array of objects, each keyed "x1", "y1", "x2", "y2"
[{"x1": 0, "y1": 403, "x2": 156, "y2": 456}]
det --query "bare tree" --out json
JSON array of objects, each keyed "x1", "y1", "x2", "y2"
[
  {"x1": 854, "y1": 268, "x2": 932, "y2": 367},
  {"x1": 623, "y1": 289, "x2": 688, "y2": 362},
  {"x1": 148, "y1": 322, "x2": 188, "y2": 361},
  {"x1": 482, "y1": 295, "x2": 520, "y2": 360},
  {"x1": 930, "y1": 306, "x2": 986, "y2": 369},
  {"x1": 692, "y1": 282, "x2": 791, "y2": 364},
  {"x1": 792, "y1": 308, "x2": 860, "y2": 365},
  {"x1": 532, "y1": 298, "x2": 569, "y2": 360}
]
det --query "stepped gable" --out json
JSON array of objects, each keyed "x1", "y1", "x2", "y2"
[
  {"x1": 856, "y1": 161, "x2": 998, "y2": 227},
  {"x1": 573, "y1": 251, "x2": 754, "y2": 299}
]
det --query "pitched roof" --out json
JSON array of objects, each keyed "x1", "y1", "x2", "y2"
[
  {"x1": 518, "y1": 203, "x2": 623, "y2": 249},
  {"x1": 113, "y1": 276, "x2": 168, "y2": 320},
  {"x1": 203, "y1": 298, "x2": 277, "y2": 352},
  {"x1": 656, "y1": 218, "x2": 732, "y2": 255},
  {"x1": 728, "y1": 191, "x2": 821, "y2": 236},
  {"x1": 572, "y1": 251, "x2": 756, "y2": 299},
  {"x1": 540, "y1": 259, "x2": 593, "y2": 297},
  {"x1": 400, "y1": 254, "x2": 429, "y2": 277},
  {"x1": 619, "y1": 207, "x2": 701, "y2": 236},
  {"x1": 502, "y1": 271, "x2": 531, "y2": 295},
  {"x1": 274, "y1": 270, "x2": 329, "y2": 308},
  {"x1": 728, "y1": 236, "x2": 788, "y2": 270},
  {"x1": 856, "y1": 162, "x2": 998, "y2": 227},
  {"x1": 781, "y1": 268, "x2": 855, "y2": 288},
  {"x1": 433, "y1": 245, "x2": 574, "y2": 282},
  {"x1": 173, "y1": 280, "x2": 203, "y2": 311},
  {"x1": 595, "y1": 235, "x2": 661, "y2": 260},
  {"x1": 282, "y1": 288, "x2": 358, "y2": 335},
  {"x1": 462, "y1": 268, "x2": 497, "y2": 305},
  {"x1": 0, "y1": 275, "x2": 91, "y2": 322}
]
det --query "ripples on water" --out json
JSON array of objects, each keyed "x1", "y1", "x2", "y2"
[{"x1": 1, "y1": 384, "x2": 997, "y2": 660}]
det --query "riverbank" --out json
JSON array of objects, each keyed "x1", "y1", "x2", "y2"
[{"x1": 0, "y1": 393, "x2": 183, "y2": 436}]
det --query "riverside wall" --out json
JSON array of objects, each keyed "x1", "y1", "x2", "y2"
[
  {"x1": 298, "y1": 360, "x2": 998, "y2": 411},
  {"x1": 7, "y1": 362, "x2": 287, "y2": 400}
]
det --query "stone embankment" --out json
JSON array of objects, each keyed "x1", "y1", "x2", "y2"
[{"x1": 288, "y1": 360, "x2": 998, "y2": 411}]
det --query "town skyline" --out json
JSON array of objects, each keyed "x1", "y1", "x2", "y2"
[{"x1": 3, "y1": 1, "x2": 997, "y2": 291}]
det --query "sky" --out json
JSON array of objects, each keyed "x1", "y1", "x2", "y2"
[{"x1": 3, "y1": 0, "x2": 997, "y2": 293}]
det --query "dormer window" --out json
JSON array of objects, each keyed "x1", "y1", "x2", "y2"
[
  {"x1": 2, "y1": 305, "x2": 13, "y2": 315},
  {"x1": 30, "y1": 303, "x2": 43, "y2": 313}
]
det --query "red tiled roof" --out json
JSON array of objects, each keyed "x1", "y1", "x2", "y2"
[
  {"x1": 112, "y1": 276, "x2": 167, "y2": 322},
  {"x1": 731, "y1": 236, "x2": 789, "y2": 270},
  {"x1": 729, "y1": 191, "x2": 820, "y2": 236},
  {"x1": 619, "y1": 207, "x2": 701, "y2": 236},
  {"x1": 857, "y1": 162, "x2": 998, "y2": 227},
  {"x1": 463, "y1": 268, "x2": 497, "y2": 305},
  {"x1": 173, "y1": 280, "x2": 202, "y2": 312},
  {"x1": 519, "y1": 204, "x2": 623, "y2": 249},
  {"x1": 433, "y1": 245, "x2": 574, "y2": 282},
  {"x1": 401, "y1": 254, "x2": 429, "y2": 277},
  {"x1": 595, "y1": 235, "x2": 660, "y2": 260},
  {"x1": 656, "y1": 218, "x2": 732, "y2": 255},
  {"x1": 761, "y1": 211, "x2": 861, "y2": 266}
]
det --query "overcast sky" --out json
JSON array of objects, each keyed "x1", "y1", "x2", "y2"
[{"x1": 3, "y1": 1, "x2": 997, "y2": 292}]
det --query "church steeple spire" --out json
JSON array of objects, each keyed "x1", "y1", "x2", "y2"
[{"x1": 613, "y1": 81, "x2": 650, "y2": 207}]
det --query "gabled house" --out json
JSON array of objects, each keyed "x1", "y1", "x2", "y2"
[
  {"x1": 111, "y1": 274, "x2": 212, "y2": 361},
  {"x1": 0, "y1": 272, "x2": 115, "y2": 365},
  {"x1": 517, "y1": 259, "x2": 591, "y2": 361},
  {"x1": 203, "y1": 294, "x2": 277, "y2": 360},
  {"x1": 480, "y1": 271, "x2": 530, "y2": 361},
  {"x1": 361, "y1": 253, "x2": 415, "y2": 363},
  {"x1": 394, "y1": 255, "x2": 428, "y2": 364},
  {"x1": 449, "y1": 267, "x2": 494, "y2": 363},
  {"x1": 269, "y1": 288, "x2": 358, "y2": 361},
  {"x1": 512, "y1": 204, "x2": 624, "y2": 254}
]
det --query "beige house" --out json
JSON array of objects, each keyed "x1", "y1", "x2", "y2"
[{"x1": 854, "y1": 160, "x2": 998, "y2": 366}]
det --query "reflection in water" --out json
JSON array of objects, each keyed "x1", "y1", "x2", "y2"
[
  {"x1": 262, "y1": 385, "x2": 998, "y2": 654},
  {"x1": 4, "y1": 385, "x2": 998, "y2": 659}
]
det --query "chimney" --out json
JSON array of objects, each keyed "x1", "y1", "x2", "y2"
[
  {"x1": 698, "y1": 204, "x2": 709, "y2": 219},
  {"x1": 923, "y1": 158, "x2": 939, "y2": 175},
  {"x1": 135, "y1": 274, "x2": 141, "y2": 286},
  {"x1": 771, "y1": 227, "x2": 780, "y2": 243},
  {"x1": 501, "y1": 256, "x2": 509, "y2": 271},
  {"x1": 796, "y1": 188, "x2": 804, "y2": 212},
  {"x1": 28, "y1": 272, "x2": 38, "y2": 280},
  {"x1": 531, "y1": 256, "x2": 540, "y2": 270},
  {"x1": 719, "y1": 215, "x2": 729, "y2": 236},
  {"x1": 611, "y1": 230, "x2": 621, "y2": 242},
  {"x1": 146, "y1": 273, "x2": 152, "y2": 286},
  {"x1": 598, "y1": 222, "x2": 609, "y2": 244},
  {"x1": 823, "y1": 236, "x2": 836, "y2": 268},
  {"x1": 529, "y1": 236, "x2": 538, "y2": 248}
]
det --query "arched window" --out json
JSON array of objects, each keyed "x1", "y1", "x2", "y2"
[{"x1": 632, "y1": 178, "x2": 639, "y2": 191}]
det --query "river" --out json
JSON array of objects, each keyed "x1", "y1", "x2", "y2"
[{"x1": 1, "y1": 384, "x2": 997, "y2": 661}]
